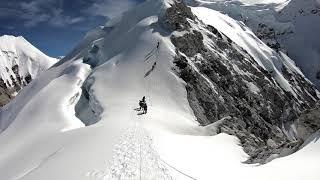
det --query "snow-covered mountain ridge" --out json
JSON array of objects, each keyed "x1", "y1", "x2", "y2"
[
  {"x1": 0, "y1": 35, "x2": 57, "y2": 106},
  {"x1": 0, "y1": 0, "x2": 319, "y2": 179},
  {"x1": 186, "y1": 0, "x2": 320, "y2": 89}
]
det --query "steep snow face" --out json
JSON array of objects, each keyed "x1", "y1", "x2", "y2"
[
  {"x1": 187, "y1": 0, "x2": 320, "y2": 89},
  {"x1": 0, "y1": 35, "x2": 57, "y2": 106},
  {"x1": 0, "y1": 0, "x2": 319, "y2": 180}
]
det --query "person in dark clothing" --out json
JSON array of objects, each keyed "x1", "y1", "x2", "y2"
[
  {"x1": 138, "y1": 96, "x2": 148, "y2": 114},
  {"x1": 139, "y1": 100, "x2": 143, "y2": 110},
  {"x1": 151, "y1": 62, "x2": 156, "y2": 71},
  {"x1": 142, "y1": 103, "x2": 147, "y2": 114},
  {"x1": 139, "y1": 96, "x2": 146, "y2": 110},
  {"x1": 156, "y1": 42, "x2": 160, "y2": 49}
]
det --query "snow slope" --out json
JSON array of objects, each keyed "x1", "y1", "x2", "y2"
[
  {"x1": 0, "y1": 35, "x2": 57, "y2": 106},
  {"x1": 0, "y1": 0, "x2": 319, "y2": 180},
  {"x1": 187, "y1": 0, "x2": 320, "y2": 89}
]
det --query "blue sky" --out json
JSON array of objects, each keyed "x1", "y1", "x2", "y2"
[{"x1": 0, "y1": 0, "x2": 144, "y2": 57}]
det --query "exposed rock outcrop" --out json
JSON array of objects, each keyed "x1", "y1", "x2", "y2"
[
  {"x1": 163, "y1": 1, "x2": 319, "y2": 164},
  {"x1": 295, "y1": 104, "x2": 320, "y2": 141},
  {"x1": 163, "y1": 1, "x2": 195, "y2": 31},
  {"x1": 185, "y1": 0, "x2": 320, "y2": 89},
  {"x1": 0, "y1": 64, "x2": 33, "y2": 106},
  {"x1": 256, "y1": 23, "x2": 289, "y2": 52}
]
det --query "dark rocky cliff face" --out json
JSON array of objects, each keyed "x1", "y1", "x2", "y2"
[
  {"x1": 161, "y1": 1, "x2": 319, "y2": 164},
  {"x1": 187, "y1": 0, "x2": 320, "y2": 90},
  {"x1": 295, "y1": 104, "x2": 320, "y2": 141},
  {"x1": 0, "y1": 53, "x2": 33, "y2": 107}
]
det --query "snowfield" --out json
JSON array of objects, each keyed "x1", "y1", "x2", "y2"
[{"x1": 0, "y1": 0, "x2": 319, "y2": 180}]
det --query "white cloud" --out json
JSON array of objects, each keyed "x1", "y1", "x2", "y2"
[
  {"x1": 48, "y1": 9, "x2": 85, "y2": 27},
  {"x1": 69, "y1": 17, "x2": 85, "y2": 24},
  {"x1": 17, "y1": 0, "x2": 85, "y2": 28},
  {"x1": 0, "y1": 8, "x2": 24, "y2": 18},
  {"x1": 86, "y1": 0, "x2": 137, "y2": 19},
  {"x1": 20, "y1": 1, "x2": 41, "y2": 13},
  {"x1": 0, "y1": 0, "x2": 138, "y2": 28},
  {"x1": 24, "y1": 14, "x2": 50, "y2": 27}
]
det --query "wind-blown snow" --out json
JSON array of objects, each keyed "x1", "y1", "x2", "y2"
[{"x1": 0, "y1": 0, "x2": 319, "y2": 180}]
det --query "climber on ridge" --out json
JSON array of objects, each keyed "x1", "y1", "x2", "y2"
[
  {"x1": 142, "y1": 102, "x2": 147, "y2": 114},
  {"x1": 144, "y1": 41, "x2": 160, "y2": 62},
  {"x1": 138, "y1": 96, "x2": 148, "y2": 114},
  {"x1": 156, "y1": 41, "x2": 160, "y2": 49},
  {"x1": 139, "y1": 96, "x2": 146, "y2": 110},
  {"x1": 151, "y1": 62, "x2": 157, "y2": 71}
]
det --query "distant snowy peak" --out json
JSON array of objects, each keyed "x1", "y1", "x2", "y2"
[{"x1": 0, "y1": 35, "x2": 57, "y2": 106}]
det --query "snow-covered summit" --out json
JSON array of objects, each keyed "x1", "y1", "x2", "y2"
[
  {"x1": 0, "y1": 35, "x2": 57, "y2": 78},
  {"x1": 0, "y1": 1, "x2": 319, "y2": 180},
  {"x1": 0, "y1": 35, "x2": 57, "y2": 106}
]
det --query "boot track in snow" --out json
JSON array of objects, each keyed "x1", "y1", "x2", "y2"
[{"x1": 86, "y1": 115, "x2": 173, "y2": 180}]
